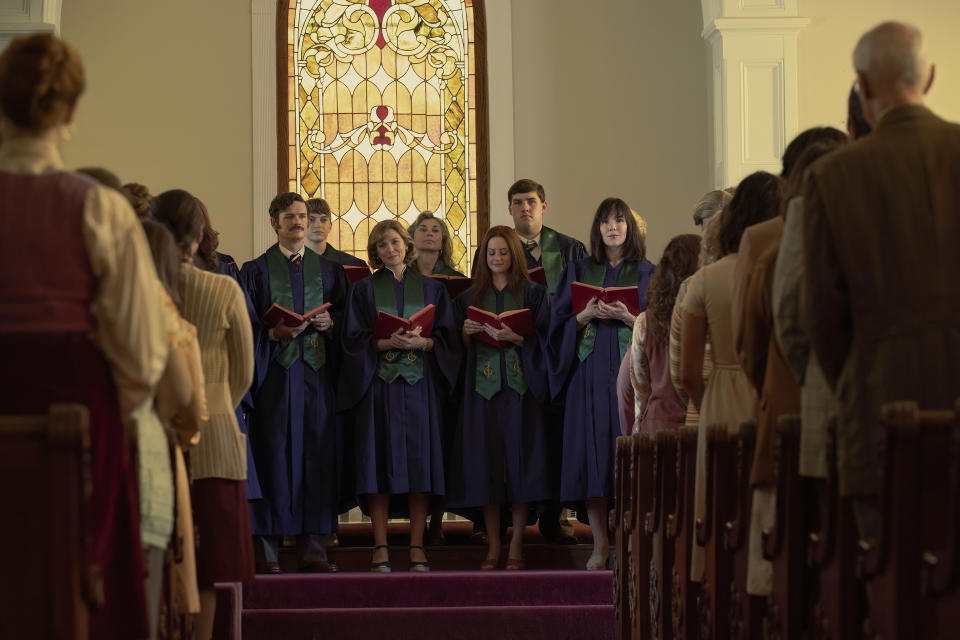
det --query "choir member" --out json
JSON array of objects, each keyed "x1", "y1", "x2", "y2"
[
  {"x1": 547, "y1": 197, "x2": 654, "y2": 569},
  {"x1": 339, "y1": 220, "x2": 460, "y2": 572},
  {"x1": 447, "y1": 226, "x2": 552, "y2": 570}
]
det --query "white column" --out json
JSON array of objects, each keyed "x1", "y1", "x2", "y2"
[
  {"x1": 702, "y1": 1, "x2": 808, "y2": 187},
  {"x1": 0, "y1": 0, "x2": 61, "y2": 52},
  {"x1": 251, "y1": 0, "x2": 279, "y2": 257}
]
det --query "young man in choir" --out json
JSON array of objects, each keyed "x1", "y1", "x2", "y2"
[
  {"x1": 339, "y1": 220, "x2": 460, "y2": 572},
  {"x1": 306, "y1": 196, "x2": 369, "y2": 267},
  {"x1": 240, "y1": 192, "x2": 349, "y2": 573}
]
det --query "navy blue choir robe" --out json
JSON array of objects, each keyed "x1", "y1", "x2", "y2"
[
  {"x1": 446, "y1": 281, "x2": 552, "y2": 508},
  {"x1": 215, "y1": 250, "x2": 262, "y2": 499},
  {"x1": 321, "y1": 244, "x2": 368, "y2": 268},
  {"x1": 240, "y1": 249, "x2": 348, "y2": 535},
  {"x1": 547, "y1": 258, "x2": 654, "y2": 503},
  {"x1": 338, "y1": 267, "x2": 460, "y2": 515}
]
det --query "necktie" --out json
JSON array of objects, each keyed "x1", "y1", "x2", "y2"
[
  {"x1": 290, "y1": 253, "x2": 302, "y2": 269},
  {"x1": 526, "y1": 240, "x2": 538, "y2": 252}
]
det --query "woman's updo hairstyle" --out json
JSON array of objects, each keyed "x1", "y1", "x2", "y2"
[
  {"x1": 151, "y1": 189, "x2": 204, "y2": 258},
  {"x1": 0, "y1": 34, "x2": 85, "y2": 133}
]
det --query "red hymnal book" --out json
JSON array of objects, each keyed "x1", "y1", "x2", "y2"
[
  {"x1": 263, "y1": 302, "x2": 332, "y2": 328},
  {"x1": 344, "y1": 265, "x2": 372, "y2": 284},
  {"x1": 374, "y1": 304, "x2": 436, "y2": 340},
  {"x1": 527, "y1": 267, "x2": 547, "y2": 287},
  {"x1": 430, "y1": 274, "x2": 473, "y2": 299},
  {"x1": 467, "y1": 306, "x2": 534, "y2": 348},
  {"x1": 570, "y1": 282, "x2": 641, "y2": 316}
]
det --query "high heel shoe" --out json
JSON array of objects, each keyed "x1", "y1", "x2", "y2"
[
  {"x1": 409, "y1": 545, "x2": 430, "y2": 572},
  {"x1": 480, "y1": 556, "x2": 498, "y2": 570},
  {"x1": 370, "y1": 544, "x2": 391, "y2": 573},
  {"x1": 585, "y1": 551, "x2": 608, "y2": 570},
  {"x1": 505, "y1": 557, "x2": 525, "y2": 570}
]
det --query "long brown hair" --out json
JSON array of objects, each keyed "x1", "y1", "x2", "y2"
[
  {"x1": 193, "y1": 197, "x2": 221, "y2": 272},
  {"x1": 645, "y1": 234, "x2": 702, "y2": 346},
  {"x1": 151, "y1": 189, "x2": 204, "y2": 259},
  {"x1": 588, "y1": 197, "x2": 646, "y2": 263},
  {"x1": 141, "y1": 219, "x2": 182, "y2": 309},
  {"x1": 468, "y1": 226, "x2": 529, "y2": 306}
]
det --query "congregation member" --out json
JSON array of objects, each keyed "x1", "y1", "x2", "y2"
[
  {"x1": 679, "y1": 171, "x2": 780, "y2": 591},
  {"x1": 339, "y1": 220, "x2": 460, "y2": 573},
  {"x1": 447, "y1": 226, "x2": 552, "y2": 570},
  {"x1": 240, "y1": 192, "x2": 348, "y2": 574},
  {"x1": 802, "y1": 21, "x2": 960, "y2": 539},
  {"x1": 123, "y1": 181, "x2": 153, "y2": 218},
  {"x1": 629, "y1": 234, "x2": 702, "y2": 435},
  {"x1": 730, "y1": 127, "x2": 846, "y2": 356},
  {"x1": 0, "y1": 33, "x2": 166, "y2": 639},
  {"x1": 306, "y1": 196, "x2": 369, "y2": 267},
  {"x1": 140, "y1": 219, "x2": 207, "y2": 631},
  {"x1": 410, "y1": 211, "x2": 464, "y2": 276},
  {"x1": 668, "y1": 190, "x2": 729, "y2": 429},
  {"x1": 152, "y1": 189, "x2": 255, "y2": 640},
  {"x1": 548, "y1": 197, "x2": 654, "y2": 569},
  {"x1": 773, "y1": 91, "x2": 871, "y2": 482},
  {"x1": 614, "y1": 212, "x2": 648, "y2": 435},
  {"x1": 193, "y1": 197, "x2": 262, "y2": 503}
]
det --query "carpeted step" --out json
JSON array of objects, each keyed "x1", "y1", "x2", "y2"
[
  {"x1": 243, "y1": 604, "x2": 615, "y2": 640},
  {"x1": 244, "y1": 570, "x2": 613, "y2": 609}
]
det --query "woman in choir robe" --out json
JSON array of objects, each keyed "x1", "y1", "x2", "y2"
[
  {"x1": 339, "y1": 220, "x2": 460, "y2": 572},
  {"x1": 547, "y1": 197, "x2": 655, "y2": 570},
  {"x1": 630, "y1": 234, "x2": 702, "y2": 435},
  {"x1": 409, "y1": 211, "x2": 464, "y2": 276},
  {"x1": 679, "y1": 171, "x2": 780, "y2": 591},
  {"x1": 447, "y1": 226, "x2": 551, "y2": 570}
]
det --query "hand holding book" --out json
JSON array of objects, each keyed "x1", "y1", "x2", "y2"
[{"x1": 466, "y1": 307, "x2": 534, "y2": 348}]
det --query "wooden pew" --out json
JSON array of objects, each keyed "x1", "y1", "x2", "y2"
[
  {"x1": 724, "y1": 421, "x2": 764, "y2": 639},
  {"x1": 0, "y1": 404, "x2": 94, "y2": 640},
  {"x1": 858, "y1": 400, "x2": 959, "y2": 639},
  {"x1": 760, "y1": 415, "x2": 803, "y2": 639},
  {"x1": 614, "y1": 435, "x2": 631, "y2": 640},
  {"x1": 696, "y1": 424, "x2": 736, "y2": 640},
  {"x1": 644, "y1": 430, "x2": 677, "y2": 640},
  {"x1": 667, "y1": 427, "x2": 699, "y2": 640},
  {"x1": 806, "y1": 422, "x2": 861, "y2": 640},
  {"x1": 628, "y1": 433, "x2": 655, "y2": 640}
]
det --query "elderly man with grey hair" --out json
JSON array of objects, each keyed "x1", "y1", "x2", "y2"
[{"x1": 802, "y1": 21, "x2": 960, "y2": 542}]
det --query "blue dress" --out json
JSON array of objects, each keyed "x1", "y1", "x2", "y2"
[
  {"x1": 547, "y1": 258, "x2": 654, "y2": 502},
  {"x1": 446, "y1": 281, "x2": 552, "y2": 508},
  {"x1": 338, "y1": 268, "x2": 461, "y2": 515},
  {"x1": 240, "y1": 250, "x2": 348, "y2": 535}
]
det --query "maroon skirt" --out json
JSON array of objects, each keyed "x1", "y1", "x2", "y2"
[{"x1": 191, "y1": 478, "x2": 255, "y2": 585}]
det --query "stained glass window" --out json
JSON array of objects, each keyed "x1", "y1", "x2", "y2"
[{"x1": 282, "y1": 0, "x2": 488, "y2": 272}]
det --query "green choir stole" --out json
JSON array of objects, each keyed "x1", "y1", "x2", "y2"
[
  {"x1": 372, "y1": 268, "x2": 425, "y2": 384},
  {"x1": 474, "y1": 287, "x2": 528, "y2": 400},
  {"x1": 575, "y1": 260, "x2": 639, "y2": 363},
  {"x1": 266, "y1": 244, "x2": 326, "y2": 371},
  {"x1": 432, "y1": 259, "x2": 461, "y2": 276},
  {"x1": 538, "y1": 227, "x2": 563, "y2": 292}
]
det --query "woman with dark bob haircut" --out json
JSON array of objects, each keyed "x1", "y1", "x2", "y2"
[
  {"x1": 547, "y1": 197, "x2": 655, "y2": 570},
  {"x1": 0, "y1": 34, "x2": 167, "y2": 639},
  {"x1": 339, "y1": 219, "x2": 461, "y2": 573}
]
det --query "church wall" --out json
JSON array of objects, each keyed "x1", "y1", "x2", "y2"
[
  {"x1": 509, "y1": 0, "x2": 712, "y2": 262},
  {"x1": 59, "y1": 0, "x2": 255, "y2": 264},
  {"x1": 798, "y1": 0, "x2": 960, "y2": 129}
]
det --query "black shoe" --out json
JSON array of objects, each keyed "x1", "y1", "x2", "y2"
[
  {"x1": 370, "y1": 544, "x2": 391, "y2": 573},
  {"x1": 409, "y1": 545, "x2": 430, "y2": 573}
]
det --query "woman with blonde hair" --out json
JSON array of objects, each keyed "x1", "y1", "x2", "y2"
[{"x1": 340, "y1": 219, "x2": 460, "y2": 572}]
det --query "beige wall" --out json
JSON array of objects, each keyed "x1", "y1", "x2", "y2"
[
  {"x1": 60, "y1": 0, "x2": 254, "y2": 263},
  {"x1": 509, "y1": 0, "x2": 711, "y2": 262},
  {"x1": 798, "y1": 0, "x2": 960, "y2": 130}
]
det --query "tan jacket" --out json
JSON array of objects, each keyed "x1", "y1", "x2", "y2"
[
  {"x1": 732, "y1": 217, "x2": 784, "y2": 357},
  {"x1": 803, "y1": 104, "x2": 960, "y2": 497}
]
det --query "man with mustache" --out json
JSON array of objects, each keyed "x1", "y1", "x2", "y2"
[{"x1": 240, "y1": 192, "x2": 349, "y2": 573}]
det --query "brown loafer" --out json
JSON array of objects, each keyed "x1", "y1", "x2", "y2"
[
  {"x1": 256, "y1": 562, "x2": 281, "y2": 574},
  {"x1": 300, "y1": 561, "x2": 339, "y2": 573}
]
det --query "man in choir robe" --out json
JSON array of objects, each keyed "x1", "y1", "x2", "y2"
[
  {"x1": 241, "y1": 192, "x2": 348, "y2": 573},
  {"x1": 306, "y1": 197, "x2": 369, "y2": 267},
  {"x1": 803, "y1": 21, "x2": 960, "y2": 538}
]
